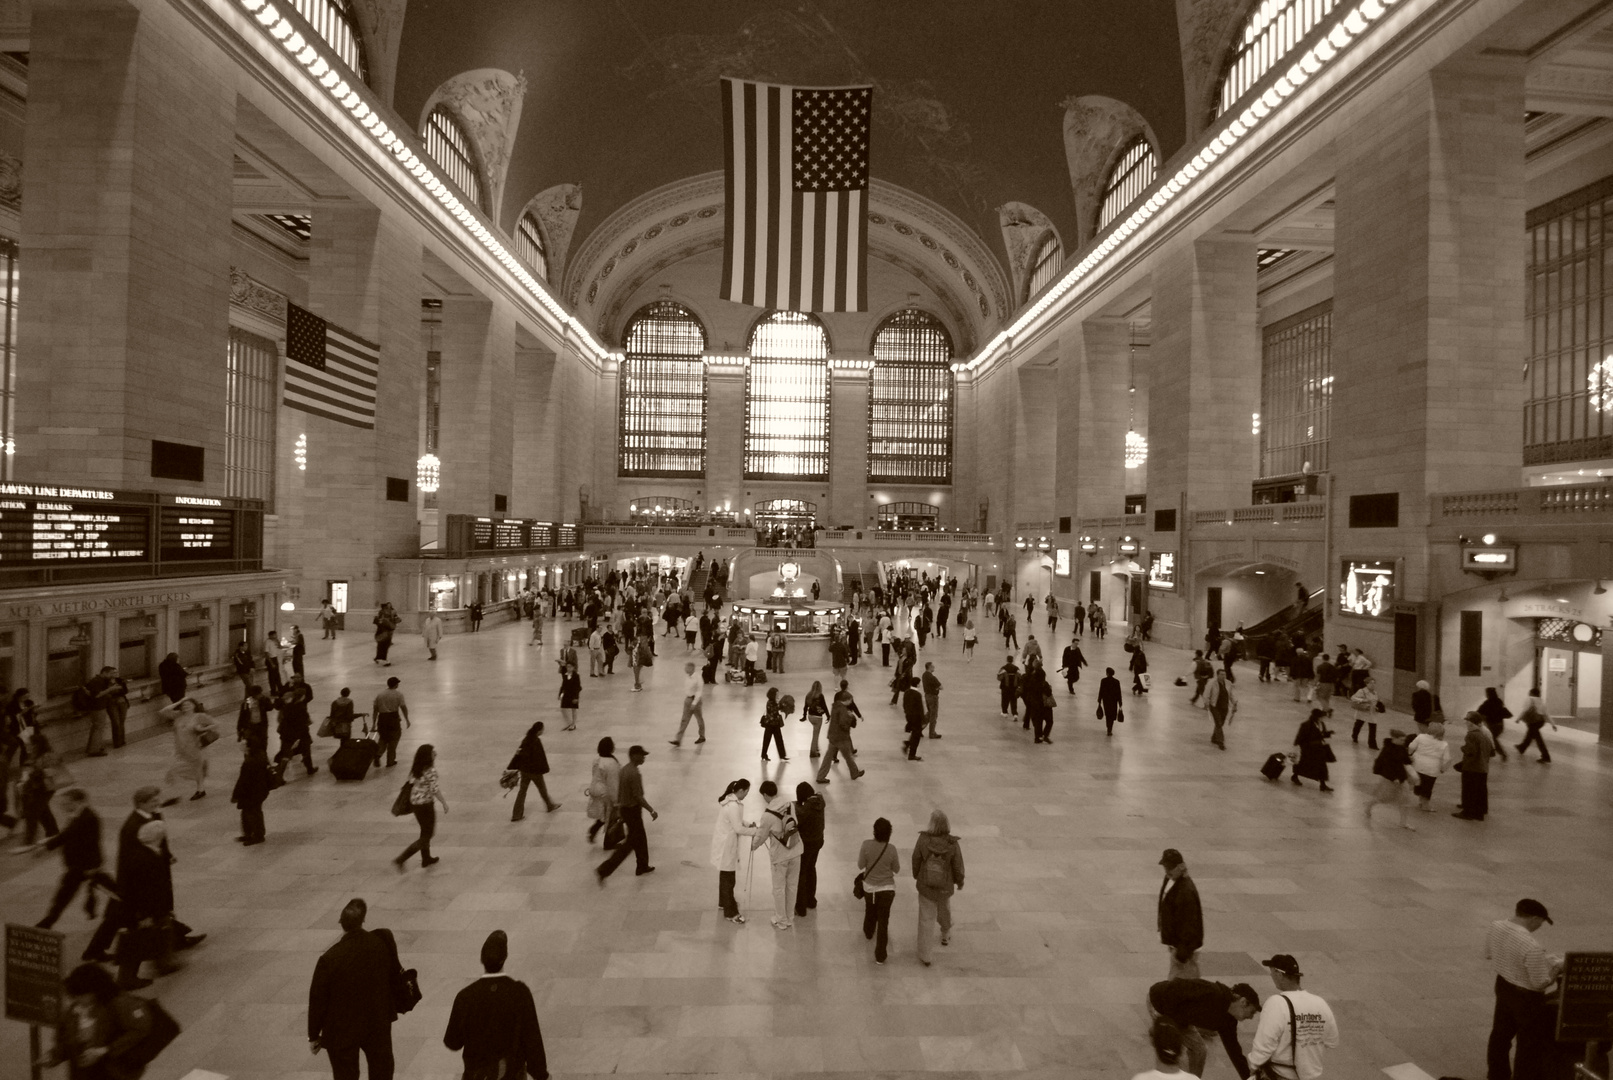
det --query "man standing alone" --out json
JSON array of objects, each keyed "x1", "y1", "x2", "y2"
[
  {"x1": 1158, "y1": 848, "x2": 1203, "y2": 980},
  {"x1": 921, "y1": 662, "x2": 943, "y2": 739},
  {"x1": 1485, "y1": 898, "x2": 1562, "y2": 1080},
  {"x1": 308, "y1": 898, "x2": 398, "y2": 1080},
  {"x1": 443, "y1": 930, "x2": 548, "y2": 1080}
]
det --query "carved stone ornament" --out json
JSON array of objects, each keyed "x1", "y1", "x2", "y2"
[
  {"x1": 523, "y1": 183, "x2": 583, "y2": 281},
  {"x1": 346, "y1": 0, "x2": 408, "y2": 106},
  {"x1": 0, "y1": 151, "x2": 19, "y2": 210},
  {"x1": 1176, "y1": 0, "x2": 1250, "y2": 142},
  {"x1": 229, "y1": 266, "x2": 288, "y2": 323},
  {"x1": 997, "y1": 202, "x2": 1057, "y2": 304},
  {"x1": 1062, "y1": 95, "x2": 1159, "y2": 249},
  {"x1": 423, "y1": 69, "x2": 528, "y2": 217}
]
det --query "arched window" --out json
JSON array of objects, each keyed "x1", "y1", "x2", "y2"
[
  {"x1": 515, "y1": 212, "x2": 548, "y2": 279},
  {"x1": 868, "y1": 309, "x2": 953, "y2": 484},
  {"x1": 619, "y1": 301, "x2": 706, "y2": 478},
  {"x1": 289, "y1": 0, "x2": 368, "y2": 81},
  {"x1": 1215, "y1": 0, "x2": 1339, "y2": 119},
  {"x1": 423, "y1": 107, "x2": 484, "y2": 211},
  {"x1": 1026, "y1": 235, "x2": 1061, "y2": 301},
  {"x1": 746, "y1": 311, "x2": 830, "y2": 480},
  {"x1": 1098, "y1": 136, "x2": 1158, "y2": 231}
]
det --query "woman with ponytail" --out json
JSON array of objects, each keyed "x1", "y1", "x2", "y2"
[
  {"x1": 1132, "y1": 1016, "x2": 1196, "y2": 1079},
  {"x1": 710, "y1": 779, "x2": 757, "y2": 923}
]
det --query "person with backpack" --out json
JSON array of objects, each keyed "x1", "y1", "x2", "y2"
[
  {"x1": 858, "y1": 817, "x2": 900, "y2": 964},
  {"x1": 912, "y1": 809, "x2": 964, "y2": 966},
  {"x1": 793, "y1": 782, "x2": 825, "y2": 919},
  {"x1": 751, "y1": 780, "x2": 803, "y2": 930}
]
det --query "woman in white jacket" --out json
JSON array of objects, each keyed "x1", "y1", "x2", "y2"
[
  {"x1": 712, "y1": 779, "x2": 757, "y2": 924},
  {"x1": 1407, "y1": 720, "x2": 1452, "y2": 813}
]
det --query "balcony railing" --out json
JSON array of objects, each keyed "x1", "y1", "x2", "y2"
[{"x1": 1436, "y1": 483, "x2": 1613, "y2": 521}]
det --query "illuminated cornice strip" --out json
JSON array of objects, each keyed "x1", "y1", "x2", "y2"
[
  {"x1": 959, "y1": 0, "x2": 1401, "y2": 373},
  {"x1": 229, "y1": 0, "x2": 621, "y2": 366}
]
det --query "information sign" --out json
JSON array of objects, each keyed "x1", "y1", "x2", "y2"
[
  {"x1": 1557, "y1": 951, "x2": 1613, "y2": 1042},
  {"x1": 0, "y1": 499, "x2": 150, "y2": 563},
  {"x1": 5, "y1": 923, "x2": 64, "y2": 1025},
  {"x1": 159, "y1": 505, "x2": 234, "y2": 560}
]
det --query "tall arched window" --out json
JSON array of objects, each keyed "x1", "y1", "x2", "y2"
[
  {"x1": 619, "y1": 301, "x2": 707, "y2": 477},
  {"x1": 515, "y1": 212, "x2": 548, "y2": 279},
  {"x1": 868, "y1": 309, "x2": 953, "y2": 483},
  {"x1": 423, "y1": 107, "x2": 484, "y2": 212},
  {"x1": 290, "y1": 0, "x2": 368, "y2": 81},
  {"x1": 1215, "y1": 0, "x2": 1339, "y2": 119},
  {"x1": 746, "y1": 311, "x2": 830, "y2": 480},
  {"x1": 1026, "y1": 235, "x2": 1061, "y2": 301},
  {"x1": 1098, "y1": 136, "x2": 1158, "y2": 231}
]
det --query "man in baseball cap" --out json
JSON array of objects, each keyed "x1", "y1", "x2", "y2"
[
  {"x1": 1249, "y1": 953, "x2": 1340, "y2": 1078},
  {"x1": 1158, "y1": 848, "x2": 1204, "y2": 980},
  {"x1": 596, "y1": 745, "x2": 657, "y2": 884},
  {"x1": 1485, "y1": 898, "x2": 1563, "y2": 1080}
]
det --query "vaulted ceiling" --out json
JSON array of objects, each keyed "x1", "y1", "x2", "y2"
[{"x1": 392, "y1": 0, "x2": 1188, "y2": 289}]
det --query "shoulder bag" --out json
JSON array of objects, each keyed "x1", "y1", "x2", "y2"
[
  {"x1": 1254, "y1": 992, "x2": 1298, "y2": 1080},
  {"x1": 390, "y1": 778, "x2": 415, "y2": 817},
  {"x1": 853, "y1": 842, "x2": 889, "y2": 900},
  {"x1": 379, "y1": 929, "x2": 422, "y2": 1015}
]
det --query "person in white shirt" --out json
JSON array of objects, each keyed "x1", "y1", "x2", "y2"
[
  {"x1": 1484, "y1": 898, "x2": 1563, "y2": 1080},
  {"x1": 750, "y1": 780, "x2": 803, "y2": 930},
  {"x1": 587, "y1": 627, "x2": 605, "y2": 677},
  {"x1": 670, "y1": 662, "x2": 706, "y2": 747},
  {"x1": 1130, "y1": 1015, "x2": 1200, "y2": 1080},
  {"x1": 1246, "y1": 954, "x2": 1339, "y2": 1080},
  {"x1": 710, "y1": 780, "x2": 757, "y2": 924}
]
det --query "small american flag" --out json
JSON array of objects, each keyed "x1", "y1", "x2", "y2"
[
  {"x1": 721, "y1": 78, "x2": 872, "y2": 313},
  {"x1": 283, "y1": 302, "x2": 379, "y2": 429}
]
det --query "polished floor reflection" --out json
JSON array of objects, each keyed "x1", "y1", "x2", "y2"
[{"x1": 3, "y1": 614, "x2": 1608, "y2": 1080}]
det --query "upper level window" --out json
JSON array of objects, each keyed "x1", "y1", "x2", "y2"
[
  {"x1": 515, "y1": 212, "x2": 548, "y2": 279},
  {"x1": 1098, "y1": 137, "x2": 1158, "y2": 231},
  {"x1": 423, "y1": 107, "x2": 484, "y2": 212},
  {"x1": 1026, "y1": 236, "x2": 1061, "y2": 301},
  {"x1": 746, "y1": 312, "x2": 830, "y2": 480},
  {"x1": 1260, "y1": 300, "x2": 1332, "y2": 478},
  {"x1": 1215, "y1": 0, "x2": 1339, "y2": 119},
  {"x1": 868, "y1": 309, "x2": 953, "y2": 484},
  {"x1": 619, "y1": 301, "x2": 707, "y2": 478},
  {"x1": 289, "y1": 0, "x2": 367, "y2": 82}
]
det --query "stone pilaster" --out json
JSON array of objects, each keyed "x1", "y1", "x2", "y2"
[
  {"x1": 435, "y1": 296, "x2": 515, "y2": 516},
  {"x1": 511, "y1": 342, "x2": 556, "y2": 518},
  {"x1": 830, "y1": 365, "x2": 870, "y2": 526}
]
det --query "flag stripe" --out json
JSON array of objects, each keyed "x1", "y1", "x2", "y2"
[
  {"x1": 797, "y1": 192, "x2": 816, "y2": 311},
  {"x1": 822, "y1": 193, "x2": 839, "y2": 312},
  {"x1": 742, "y1": 82, "x2": 759, "y2": 306},
  {"x1": 721, "y1": 79, "x2": 738, "y2": 302},
  {"x1": 774, "y1": 85, "x2": 792, "y2": 309},
  {"x1": 282, "y1": 301, "x2": 380, "y2": 429}
]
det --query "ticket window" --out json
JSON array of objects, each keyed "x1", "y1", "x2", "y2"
[
  {"x1": 45, "y1": 624, "x2": 91, "y2": 699},
  {"x1": 118, "y1": 616, "x2": 154, "y2": 679},
  {"x1": 177, "y1": 608, "x2": 209, "y2": 668},
  {"x1": 0, "y1": 629, "x2": 17, "y2": 694},
  {"x1": 228, "y1": 603, "x2": 255, "y2": 650}
]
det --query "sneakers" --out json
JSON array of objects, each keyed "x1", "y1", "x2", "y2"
[{"x1": 727, "y1": 913, "x2": 747, "y2": 924}]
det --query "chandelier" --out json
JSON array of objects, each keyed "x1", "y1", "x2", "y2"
[
  {"x1": 1591, "y1": 357, "x2": 1613, "y2": 413},
  {"x1": 1125, "y1": 429, "x2": 1148, "y2": 469},
  {"x1": 416, "y1": 453, "x2": 441, "y2": 493}
]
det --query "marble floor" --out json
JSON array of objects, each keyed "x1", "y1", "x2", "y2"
[{"x1": 3, "y1": 613, "x2": 1611, "y2": 1080}]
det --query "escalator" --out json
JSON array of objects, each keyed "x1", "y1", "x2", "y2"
[{"x1": 1238, "y1": 587, "x2": 1325, "y2": 647}]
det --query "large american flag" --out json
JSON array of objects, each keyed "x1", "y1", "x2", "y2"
[
  {"x1": 283, "y1": 302, "x2": 379, "y2": 429},
  {"x1": 721, "y1": 78, "x2": 872, "y2": 313}
]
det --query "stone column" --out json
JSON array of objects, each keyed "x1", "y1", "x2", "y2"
[
  {"x1": 16, "y1": 0, "x2": 235, "y2": 490},
  {"x1": 511, "y1": 342, "x2": 557, "y2": 519},
  {"x1": 704, "y1": 365, "x2": 746, "y2": 518},
  {"x1": 1330, "y1": 55, "x2": 1526, "y2": 700},
  {"x1": 1013, "y1": 365, "x2": 1058, "y2": 524},
  {"x1": 830, "y1": 364, "x2": 869, "y2": 526},
  {"x1": 1055, "y1": 319, "x2": 1132, "y2": 525},
  {"x1": 435, "y1": 296, "x2": 515, "y2": 516}
]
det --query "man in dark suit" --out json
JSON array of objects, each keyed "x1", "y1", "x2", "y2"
[
  {"x1": 443, "y1": 930, "x2": 548, "y2": 1080},
  {"x1": 36, "y1": 787, "x2": 116, "y2": 928},
  {"x1": 309, "y1": 898, "x2": 398, "y2": 1080},
  {"x1": 118, "y1": 819, "x2": 177, "y2": 988},
  {"x1": 1158, "y1": 847, "x2": 1205, "y2": 980},
  {"x1": 83, "y1": 786, "x2": 204, "y2": 963}
]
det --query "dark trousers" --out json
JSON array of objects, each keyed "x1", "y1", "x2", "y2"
[
  {"x1": 240, "y1": 804, "x2": 265, "y2": 841},
  {"x1": 905, "y1": 726, "x2": 924, "y2": 759},
  {"x1": 107, "y1": 698, "x2": 129, "y2": 748},
  {"x1": 761, "y1": 726, "x2": 786, "y2": 759},
  {"x1": 718, "y1": 869, "x2": 739, "y2": 918},
  {"x1": 327, "y1": 1029, "x2": 396, "y2": 1080},
  {"x1": 1102, "y1": 703, "x2": 1119, "y2": 735},
  {"x1": 1032, "y1": 709, "x2": 1054, "y2": 741},
  {"x1": 374, "y1": 639, "x2": 391, "y2": 662},
  {"x1": 397, "y1": 803, "x2": 435, "y2": 864},
  {"x1": 597, "y1": 805, "x2": 649, "y2": 877},
  {"x1": 375, "y1": 721, "x2": 401, "y2": 767},
  {"x1": 1191, "y1": 676, "x2": 1209, "y2": 702},
  {"x1": 1488, "y1": 976, "x2": 1550, "y2": 1080},
  {"x1": 1074, "y1": 616, "x2": 1085, "y2": 634},
  {"x1": 292, "y1": 651, "x2": 305, "y2": 677},
  {"x1": 1000, "y1": 688, "x2": 1017, "y2": 717},
  {"x1": 1518, "y1": 724, "x2": 1551, "y2": 761},
  {"x1": 1352, "y1": 718, "x2": 1379, "y2": 747},
  {"x1": 880, "y1": 644, "x2": 890, "y2": 666},
  {"x1": 23, "y1": 794, "x2": 58, "y2": 844},
  {"x1": 512, "y1": 771, "x2": 555, "y2": 818},
  {"x1": 863, "y1": 890, "x2": 894, "y2": 963},
  {"x1": 796, "y1": 839, "x2": 821, "y2": 915},
  {"x1": 278, "y1": 727, "x2": 315, "y2": 772},
  {"x1": 1459, "y1": 769, "x2": 1489, "y2": 819},
  {"x1": 38, "y1": 867, "x2": 117, "y2": 928}
]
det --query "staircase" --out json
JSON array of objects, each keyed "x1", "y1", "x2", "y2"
[{"x1": 1241, "y1": 588, "x2": 1325, "y2": 647}]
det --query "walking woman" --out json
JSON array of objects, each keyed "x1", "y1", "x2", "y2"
[
  {"x1": 558, "y1": 662, "x2": 581, "y2": 731},
  {"x1": 801, "y1": 680, "x2": 828, "y2": 758},
  {"x1": 394, "y1": 744, "x2": 448, "y2": 870},
  {"x1": 1290, "y1": 708, "x2": 1335, "y2": 792},
  {"x1": 159, "y1": 698, "x2": 217, "y2": 802},
  {"x1": 586, "y1": 737, "x2": 621, "y2": 843},
  {"x1": 711, "y1": 779, "x2": 757, "y2": 923},
  {"x1": 858, "y1": 816, "x2": 900, "y2": 964},
  {"x1": 1408, "y1": 720, "x2": 1452, "y2": 813},
  {"x1": 1129, "y1": 643, "x2": 1150, "y2": 694},
  {"x1": 912, "y1": 808, "x2": 964, "y2": 967},
  {"x1": 760, "y1": 687, "x2": 788, "y2": 761},
  {"x1": 509, "y1": 720, "x2": 561, "y2": 820},
  {"x1": 1365, "y1": 728, "x2": 1417, "y2": 829}
]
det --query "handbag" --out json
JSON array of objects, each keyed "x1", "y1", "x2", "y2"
[
  {"x1": 316, "y1": 716, "x2": 333, "y2": 738},
  {"x1": 390, "y1": 778, "x2": 415, "y2": 817},
  {"x1": 603, "y1": 811, "x2": 626, "y2": 850},
  {"x1": 197, "y1": 727, "x2": 220, "y2": 748},
  {"x1": 380, "y1": 930, "x2": 422, "y2": 1015},
  {"x1": 499, "y1": 769, "x2": 520, "y2": 793},
  {"x1": 1254, "y1": 993, "x2": 1298, "y2": 1080},
  {"x1": 854, "y1": 842, "x2": 889, "y2": 900}
]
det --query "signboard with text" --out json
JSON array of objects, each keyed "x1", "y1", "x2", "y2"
[
  {"x1": 5, "y1": 923, "x2": 63, "y2": 1025},
  {"x1": 1557, "y1": 951, "x2": 1613, "y2": 1042}
]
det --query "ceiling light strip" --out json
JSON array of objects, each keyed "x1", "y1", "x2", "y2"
[
  {"x1": 229, "y1": 0, "x2": 620, "y2": 366},
  {"x1": 959, "y1": 0, "x2": 1401, "y2": 373}
]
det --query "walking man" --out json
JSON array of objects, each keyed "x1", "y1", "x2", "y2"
[
  {"x1": 596, "y1": 745, "x2": 656, "y2": 883},
  {"x1": 308, "y1": 898, "x2": 398, "y2": 1080},
  {"x1": 1453, "y1": 711, "x2": 1494, "y2": 821},
  {"x1": 443, "y1": 930, "x2": 549, "y2": 1080},
  {"x1": 1485, "y1": 898, "x2": 1562, "y2": 1080},
  {"x1": 1247, "y1": 954, "x2": 1340, "y2": 1079},
  {"x1": 1203, "y1": 669, "x2": 1237, "y2": 750},
  {"x1": 1158, "y1": 848, "x2": 1204, "y2": 980},
  {"x1": 1146, "y1": 977, "x2": 1259, "y2": 1080},
  {"x1": 901, "y1": 676, "x2": 926, "y2": 761},
  {"x1": 35, "y1": 788, "x2": 116, "y2": 929},
  {"x1": 1189, "y1": 650, "x2": 1213, "y2": 704},
  {"x1": 1073, "y1": 601, "x2": 1086, "y2": 636},
  {"x1": 815, "y1": 692, "x2": 864, "y2": 783},
  {"x1": 1058, "y1": 640, "x2": 1086, "y2": 693},
  {"x1": 670, "y1": 661, "x2": 707, "y2": 747},
  {"x1": 1515, "y1": 688, "x2": 1556, "y2": 763},
  {"x1": 921, "y1": 661, "x2": 943, "y2": 738},
  {"x1": 1097, "y1": 667, "x2": 1123, "y2": 736},
  {"x1": 371, "y1": 677, "x2": 410, "y2": 769}
]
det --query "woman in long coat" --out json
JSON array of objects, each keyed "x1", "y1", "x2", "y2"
[
  {"x1": 586, "y1": 736, "x2": 621, "y2": 844},
  {"x1": 1291, "y1": 708, "x2": 1334, "y2": 792},
  {"x1": 160, "y1": 698, "x2": 218, "y2": 801}
]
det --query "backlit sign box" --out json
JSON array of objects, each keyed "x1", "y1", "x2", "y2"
[
  {"x1": 1054, "y1": 549, "x2": 1071, "y2": 577},
  {"x1": 1148, "y1": 551, "x2": 1176, "y2": 590},
  {"x1": 1461, "y1": 545, "x2": 1517, "y2": 571}
]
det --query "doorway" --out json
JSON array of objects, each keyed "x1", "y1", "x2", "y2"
[{"x1": 1206, "y1": 587, "x2": 1223, "y2": 633}]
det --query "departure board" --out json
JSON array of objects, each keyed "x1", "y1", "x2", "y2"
[
  {"x1": 0, "y1": 498, "x2": 150, "y2": 562},
  {"x1": 159, "y1": 505, "x2": 234, "y2": 560}
]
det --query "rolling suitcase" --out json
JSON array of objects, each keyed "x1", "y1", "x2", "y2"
[
  {"x1": 1260, "y1": 753, "x2": 1287, "y2": 781},
  {"x1": 330, "y1": 736, "x2": 376, "y2": 781}
]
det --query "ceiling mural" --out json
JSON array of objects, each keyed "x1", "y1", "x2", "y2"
[{"x1": 392, "y1": 0, "x2": 1186, "y2": 290}]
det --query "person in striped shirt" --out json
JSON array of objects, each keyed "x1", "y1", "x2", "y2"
[{"x1": 1484, "y1": 898, "x2": 1562, "y2": 1080}]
